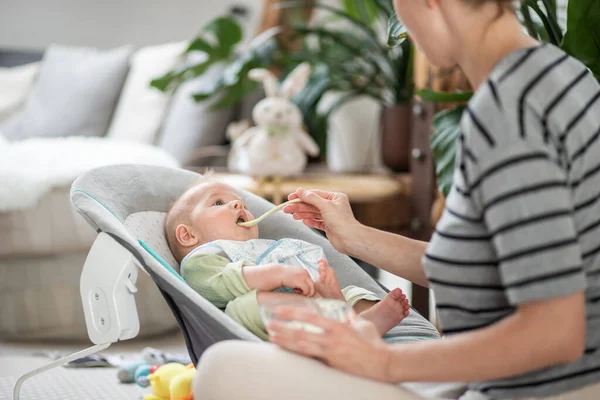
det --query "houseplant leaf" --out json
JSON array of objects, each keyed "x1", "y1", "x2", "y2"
[
  {"x1": 561, "y1": 0, "x2": 600, "y2": 79},
  {"x1": 387, "y1": 13, "x2": 408, "y2": 48},
  {"x1": 430, "y1": 106, "x2": 464, "y2": 197},
  {"x1": 342, "y1": 0, "x2": 379, "y2": 26},
  {"x1": 279, "y1": 1, "x2": 383, "y2": 50},
  {"x1": 198, "y1": 16, "x2": 244, "y2": 58},
  {"x1": 522, "y1": 0, "x2": 562, "y2": 45},
  {"x1": 417, "y1": 89, "x2": 473, "y2": 103},
  {"x1": 373, "y1": 0, "x2": 394, "y2": 16},
  {"x1": 150, "y1": 60, "x2": 213, "y2": 92}
]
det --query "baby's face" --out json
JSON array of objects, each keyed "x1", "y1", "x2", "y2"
[{"x1": 187, "y1": 182, "x2": 259, "y2": 244}]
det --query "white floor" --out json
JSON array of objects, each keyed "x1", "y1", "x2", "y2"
[
  {"x1": 0, "y1": 330, "x2": 187, "y2": 400},
  {"x1": 0, "y1": 274, "x2": 435, "y2": 400}
]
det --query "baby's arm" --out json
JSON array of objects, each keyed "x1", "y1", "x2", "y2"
[
  {"x1": 181, "y1": 254, "x2": 315, "y2": 307},
  {"x1": 181, "y1": 254, "x2": 252, "y2": 308},
  {"x1": 244, "y1": 264, "x2": 315, "y2": 297}
]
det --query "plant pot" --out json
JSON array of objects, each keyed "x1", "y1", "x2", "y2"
[
  {"x1": 318, "y1": 92, "x2": 383, "y2": 173},
  {"x1": 381, "y1": 103, "x2": 412, "y2": 172}
]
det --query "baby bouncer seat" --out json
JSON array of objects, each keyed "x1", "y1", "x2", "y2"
[{"x1": 13, "y1": 164, "x2": 440, "y2": 399}]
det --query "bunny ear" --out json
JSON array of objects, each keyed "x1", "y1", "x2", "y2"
[
  {"x1": 280, "y1": 62, "x2": 311, "y2": 99},
  {"x1": 248, "y1": 68, "x2": 279, "y2": 97}
]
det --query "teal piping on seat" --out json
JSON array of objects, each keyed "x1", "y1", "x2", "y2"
[
  {"x1": 72, "y1": 190, "x2": 185, "y2": 284},
  {"x1": 71, "y1": 189, "x2": 124, "y2": 224},
  {"x1": 138, "y1": 239, "x2": 186, "y2": 284}
]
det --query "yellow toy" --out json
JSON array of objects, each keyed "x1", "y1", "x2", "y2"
[{"x1": 143, "y1": 362, "x2": 195, "y2": 400}]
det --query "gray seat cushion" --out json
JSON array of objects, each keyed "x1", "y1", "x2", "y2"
[{"x1": 71, "y1": 164, "x2": 439, "y2": 363}]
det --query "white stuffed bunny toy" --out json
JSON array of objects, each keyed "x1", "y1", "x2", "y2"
[{"x1": 227, "y1": 62, "x2": 320, "y2": 177}]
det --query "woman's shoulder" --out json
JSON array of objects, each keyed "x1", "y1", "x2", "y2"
[
  {"x1": 464, "y1": 44, "x2": 596, "y2": 150},
  {"x1": 486, "y1": 44, "x2": 595, "y2": 118}
]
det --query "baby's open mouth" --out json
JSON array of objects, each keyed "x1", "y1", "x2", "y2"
[{"x1": 236, "y1": 212, "x2": 247, "y2": 224}]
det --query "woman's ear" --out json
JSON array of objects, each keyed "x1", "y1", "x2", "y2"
[{"x1": 175, "y1": 224, "x2": 200, "y2": 248}]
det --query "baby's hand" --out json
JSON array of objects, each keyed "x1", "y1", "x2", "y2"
[{"x1": 280, "y1": 266, "x2": 315, "y2": 297}]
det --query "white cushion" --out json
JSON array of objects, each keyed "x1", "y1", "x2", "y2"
[
  {"x1": 0, "y1": 62, "x2": 39, "y2": 122},
  {"x1": 106, "y1": 41, "x2": 187, "y2": 144},
  {"x1": 157, "y1": 63, "x2": 236, "y2": 163}
]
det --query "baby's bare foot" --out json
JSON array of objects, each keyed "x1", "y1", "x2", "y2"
[
  {"x1": 360, "y1": 288, "x2": 410, "y2": 336},
  {"x1": 315, "y1": 259, "x2": 345, "y2": 301}
]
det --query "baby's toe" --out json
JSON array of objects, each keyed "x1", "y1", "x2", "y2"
[{"x1": 389, "y1": 287, "x2": 404, "y2": 300}]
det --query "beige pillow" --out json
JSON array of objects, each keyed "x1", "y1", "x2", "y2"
[
  {"x1": 0, "y1": 62, "x2": 40, "y2": 122},
  {"x1": 106, "y1": 41, "x2": 188, "y2": 144}
]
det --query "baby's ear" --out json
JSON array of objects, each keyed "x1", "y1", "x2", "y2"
[{"x1": 175, "y1": 224, "x2": 199, "y2": 247}]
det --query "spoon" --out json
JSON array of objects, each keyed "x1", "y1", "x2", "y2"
[{"x1": 238, "y1": 198, "x2": 302, "y2": 227}]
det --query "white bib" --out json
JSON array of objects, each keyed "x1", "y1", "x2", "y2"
[{"x1": 182, "y1": 238, "x2": 326, "y2": 282}]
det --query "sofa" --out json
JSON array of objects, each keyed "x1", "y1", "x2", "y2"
[{"x1": 0, "y1": 42, "x2": 260, "y2": 342}]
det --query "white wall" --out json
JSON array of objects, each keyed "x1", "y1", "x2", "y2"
[{"x1": 0, "y1": 0, "x2": 261, "y2": 51}]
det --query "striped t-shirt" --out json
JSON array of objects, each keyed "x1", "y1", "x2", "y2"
[{"x1": 423, "y1": 43, "x2": 600, "y2": 399}]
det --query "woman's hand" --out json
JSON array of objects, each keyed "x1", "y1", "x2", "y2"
[
  {"x1": 267, "y1": 306, "x2": 394, "y2": 383},
  {"x1": 283, "y1": 188, "x2": 360, "y2": 253}
]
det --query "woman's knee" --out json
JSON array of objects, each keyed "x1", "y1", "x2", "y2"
[{"x1": 193, "y1": 341, "x2": 269, "y2": 399}]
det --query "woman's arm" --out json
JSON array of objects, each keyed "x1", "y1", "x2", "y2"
[
  {"x1": 386, "y1": 291, "x2": 586, "y2": 382},
  {"x1": 344, "y1": 224, "x2": 430, "y2": 288},
  {"x1": 285, "y1": 188, "x2": 430, "y2": 287},
  {"x1": 269, "y1": 291, "x2": 586, "y2": 383}
]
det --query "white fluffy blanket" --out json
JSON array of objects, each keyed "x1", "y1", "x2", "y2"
[{"x1": 0, "y1": 136, "x2": 179, "y2": 211}]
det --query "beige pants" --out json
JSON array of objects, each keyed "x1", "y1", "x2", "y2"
[{"x1": 193, "y1": 341, "x2": 600, "y2": 400}]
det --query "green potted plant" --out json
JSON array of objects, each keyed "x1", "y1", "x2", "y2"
[
  {"x1": 393, "y1": 0, "x2": 600, "y2": 196},
  {"x1": 151, "y1": 1, "x2": 413, "y2": 171},
  {"x1": 150, "y1": 15, "x2": 283, "y2": 111},
  {"x1": 280, "y1": 0, "x2": 413, "y2": 170}
]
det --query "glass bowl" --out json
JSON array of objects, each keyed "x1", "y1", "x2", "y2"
[{"x1": 260, "y1": 298, "x2": 350, "y2": 334}]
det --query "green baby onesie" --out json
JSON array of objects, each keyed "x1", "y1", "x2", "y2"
[{"x1": 181, "y1": 254, "x2": 380, "y2": 340}]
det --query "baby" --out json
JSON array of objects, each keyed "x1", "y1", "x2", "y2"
[{"x1": 165, "y1": 178, "x2": 410, "y2": 340}]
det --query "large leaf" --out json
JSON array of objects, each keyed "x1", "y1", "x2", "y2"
[
  {"x1": 190, "y1": 16, "x2": 243, "y2": 58},
  {"x1": 522, "y1": 0, "x2": 563, "y2": 45},
  {"x1": 561, "y1": 0, "x2": 600, "y2": 79},
  {"x1": 431, "y1": 106, "x2": 465, "y2": 197},
  {"x1": 292, "y1": 25, "x2": 396, "y2": 88},
  {"x1": 417, "y1": 89, "x2": 473, "y2": 103},
  {"x1": 150, "y1": 60, "x2": 212, "y2": 92},
  {"x1": 373, "y1": 0, "x2": 394, "y2": 16},
  {"x1": 279, "y1": 1, "x2": 383, "y2": 50},
  {"x1": 189, "y1": 30, "x2": 278, "y2": 108},
  {"x1": 387, "y1": 13, "x2": 408, "y2": 48},
  {"x1": 342, "y1": 0, "x2": 379, "y2": 26},
  {"x1": 151, "y1": 16, "x2": 244, "y2": 92},
  {"x1": 293, "y1": 65, "x2": 333, "y2": 153}
]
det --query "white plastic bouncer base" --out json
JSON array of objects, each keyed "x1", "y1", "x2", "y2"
[{"x1": 13, "y1": 233, "x2": 144, "y2": 399}]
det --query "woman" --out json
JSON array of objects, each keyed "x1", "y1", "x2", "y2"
[{"x1": 193, "y1": 0, "x2": 600, "y2": 399}]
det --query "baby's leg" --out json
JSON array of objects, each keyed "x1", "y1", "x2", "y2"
[
  {"x1": 257, "y1": 291, "x2": 308, "y2": 306},
  {"x1": 358, "y1": 288, "x2": 410, "y2": 336}
]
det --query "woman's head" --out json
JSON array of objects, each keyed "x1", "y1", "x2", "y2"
[{"x1": 393, "y1": 0, "x2": 517, "y2": 68}]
